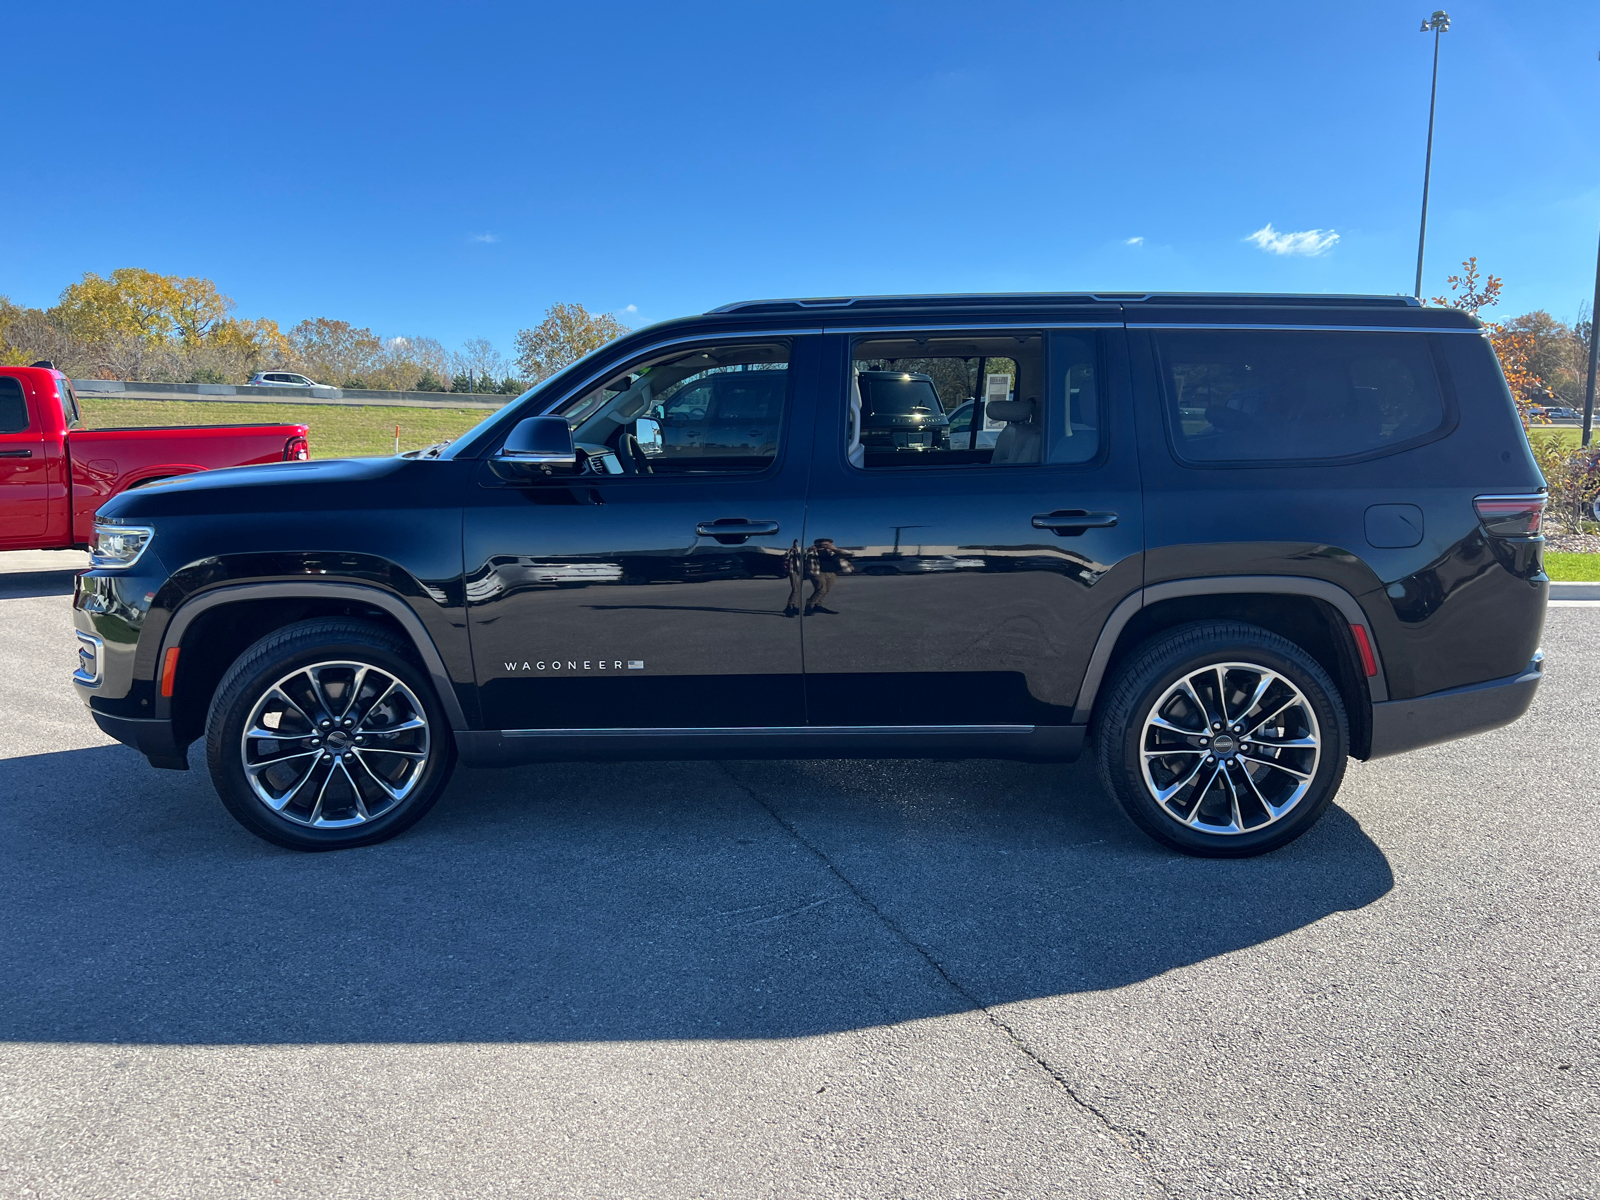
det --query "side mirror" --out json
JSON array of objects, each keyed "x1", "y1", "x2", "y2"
[
  {"x1": 633, "y1": 417, "x2": 663, "y2": 456},
  {"x1": 489, "y1": 415, "x2": 578, "y2": 482}
]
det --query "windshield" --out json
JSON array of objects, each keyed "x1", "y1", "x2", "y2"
[{"x1": 860, "y1": 374, "x2": 944, "y2": 420}]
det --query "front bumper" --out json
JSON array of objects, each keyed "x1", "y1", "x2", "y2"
[
  {"x1": 90, "y1": 711, "x2": 190, "y2": 770},
  {"x1": 1367, "y1": 653, "x2": 1543, "y2": 760}
]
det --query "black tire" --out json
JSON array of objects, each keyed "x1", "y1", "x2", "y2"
[
  {"x1": 1095, "y1": 621, "x2": 1348, "y2": 858},
  {"x1": 205, "y1": 618, "x2": 457, "y2": 851}
]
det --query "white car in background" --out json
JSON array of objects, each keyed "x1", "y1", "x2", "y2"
[{"x1": 247, "y1": 371, "x2": 322, "y2": 388}]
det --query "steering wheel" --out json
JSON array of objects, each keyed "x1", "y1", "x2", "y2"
[{"x1": 619, "y1": 432, "x2": 653, "y2": 475}]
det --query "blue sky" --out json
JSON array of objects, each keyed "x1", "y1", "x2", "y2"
[{"x1": 3, "y1": 1, "x2": 1597, "y2": 357}]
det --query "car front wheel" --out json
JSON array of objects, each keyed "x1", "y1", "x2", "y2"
[
  {"x1": 1095, "y1": 621, "x2": 1349, "y2": 858},
  {"x1": 205, "y1": 618, "x2": 456, "y2": 850}
]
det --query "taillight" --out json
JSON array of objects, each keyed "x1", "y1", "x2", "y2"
[
  {"x1": 1473, "y1": 494, "x2": 1545, "y2": 537},
  {"x1": 284, "y1": 435, "x2": 309, "y2": 462}
]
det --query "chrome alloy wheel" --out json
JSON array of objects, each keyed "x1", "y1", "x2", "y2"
[
  {"x1": 1139, "y1": 661, "x2": 1321, "y2": 836},
  {"x1": 239, "y1": 660, "x2": 431, "y2": 828}
]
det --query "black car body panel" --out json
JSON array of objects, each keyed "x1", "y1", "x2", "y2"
[{"x1": 73, "y1": 292, "x2": 1547, "y2": 781}]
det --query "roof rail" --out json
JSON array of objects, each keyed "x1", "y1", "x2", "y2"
[{"x1": 708, "y1": 292, "x2": 1423, "y2": 314}]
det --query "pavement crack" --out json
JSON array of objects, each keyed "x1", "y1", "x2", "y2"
[{"x1": 718, "y1": 763, "x2": 1174, "y2": 1197}]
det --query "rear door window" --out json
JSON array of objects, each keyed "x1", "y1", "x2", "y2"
[
  {"x1": 0, "y1": 377, "x2": 28, "y2": 433},
  {"x1": 1153, "y1": 329, "x2": 1447, "y2": 463},
  {"x1": 847, "y1": 331, "x2": 1102, "y2": 469}
]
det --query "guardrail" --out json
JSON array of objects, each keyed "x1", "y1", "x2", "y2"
[{"x1": 71, "y1": 379, "x2": 510, "y2": 411}]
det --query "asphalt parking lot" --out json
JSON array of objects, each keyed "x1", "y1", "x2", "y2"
[{"x1": 0, "y1": 554, "x2": 1594, "y2": 1199}]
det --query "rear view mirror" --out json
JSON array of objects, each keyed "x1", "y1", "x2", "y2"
[
  {"x1": 633, "y1": 417, "x2": 663, "y2": 456},
  {"x1": 489, "y1": 415, "x2": 578, "y2": 482}
]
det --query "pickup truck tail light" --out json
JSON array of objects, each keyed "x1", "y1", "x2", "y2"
[
  {"x1": 1473, "y1": 494, "x2": 1545, "y2": 538},
  {"x1": 284, "y1": 435, "x2": 309, "y2": 461}
]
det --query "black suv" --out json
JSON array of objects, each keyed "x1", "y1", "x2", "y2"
[{"x1": 72, "y1": 293, "x2": 1548, "y2": 856}]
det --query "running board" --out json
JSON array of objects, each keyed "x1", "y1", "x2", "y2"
[{"x1": 455, "y1": 724, "x2": 1086, "y2": 766}]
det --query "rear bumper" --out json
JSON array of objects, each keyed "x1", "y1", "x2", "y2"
[
  {"x1": 91, "y1": 711, "x2": 190, "y2": 770},
  {"x1": 1367, "y1": 654, "x2": 1542, "y2": 760}
]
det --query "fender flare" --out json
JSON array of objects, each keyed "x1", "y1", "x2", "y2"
[
  {"x1": 155, "y1": 581, "x2": 469, "y2": 729},
  {"x1": 1072, "y1": 575, "x2": 1386, "y2": 724}
]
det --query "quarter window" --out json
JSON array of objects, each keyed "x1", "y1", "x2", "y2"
[{"x1": 1154, "y1": 329, "x2": 1447, "y2": 463}]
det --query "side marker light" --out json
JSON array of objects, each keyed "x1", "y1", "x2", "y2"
[
  {"x1": 161, "y1": 647, "x2": 181, "y2": 697},
  {"x1": 1350, "y1": 624, "x2": 1378, "y2": 678}
]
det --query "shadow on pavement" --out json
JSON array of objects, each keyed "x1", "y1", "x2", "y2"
[{"x1": 0, "y1": 743, "x2": 1392, "y2": 1044}]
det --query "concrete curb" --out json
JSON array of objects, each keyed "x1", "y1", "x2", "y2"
[{"x1": 1549, "y1": 582, "x2": 1600, "y2": 600}]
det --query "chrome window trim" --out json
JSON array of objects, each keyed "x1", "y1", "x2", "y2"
[
  {"x1": 531, "y1": 327, "x2": 824, "y2": 417},
  {"x1": 1128, "y1": 323, "x2": 1483, "y2": 335},
  {"x1": 503, "y1": 724, "x2": 1035, "y2": 738},
  {"x1": 828, "y1": 322, "x2": 1121, "y2": 335},
  {"x1": 441, "y1": 327, "x2": 823, "y2": 459},
  {"x1": 73, "y1": 630, "x2": 104, "y2": 688}
]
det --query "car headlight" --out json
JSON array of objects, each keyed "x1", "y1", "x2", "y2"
[{"x1": 90, "y1": 521, "x2": 156, "y2": 568}]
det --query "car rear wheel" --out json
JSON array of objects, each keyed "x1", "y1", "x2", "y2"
[
  {"x1": 1095, "y1": 621, "x2": 1349, "y2": 858},
  {"x1": 205, "y1": 618, "x2": 456, "y2": 850}
]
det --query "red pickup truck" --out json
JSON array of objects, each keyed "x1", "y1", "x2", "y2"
[{"x1": 0, "y1": 363, "x2": 310, "y2": 551}]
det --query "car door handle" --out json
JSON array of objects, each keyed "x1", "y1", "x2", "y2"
[
  {"x1": 0, "y1": 449, "x2": 33, "y2": 458},
  {"x1": 1032, "y1": 510, "x2": 1118, "y2": 534},
  {"x1": 697, "y1": 518, "x2": 781, "y2": 544}
]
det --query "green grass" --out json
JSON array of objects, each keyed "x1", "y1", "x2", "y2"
[
  {"x1": 1544, "y1": 553, "x2": 1600, "y2": 582},
  {"x1": 1529, "y1": 426, "x2": 1582, "y2": 448},
  {"x1": 78, "y1": 398, "x2": 498, "y2": 459}
]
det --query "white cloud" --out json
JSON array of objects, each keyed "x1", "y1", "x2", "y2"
[
  {"x1": 620, "y1": 304, "x2": 638, "y2": 314},
  {"x1": 1125, "y1": 236, "x2": 1144, "y2": 246},
  {"x1": 1246, "y1": 223, "x2": 1339, "y2": 256},
  {"x1": 470, "y1": 232, "x2": 498, "y2": 243},
  {"x1": 388, "y1": 336, "x2": 409, "y2": 349}
]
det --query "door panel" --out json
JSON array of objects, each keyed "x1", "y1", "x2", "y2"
[
  {"x1": 464, "y1": 337, "x2": 818, "y2": 731},
  {"x1": 801, "y1": 328, "x2": 1143, "y2": 727},
  {"x1": 0, "y1": 377, "x2": 49, "y2": 546}
]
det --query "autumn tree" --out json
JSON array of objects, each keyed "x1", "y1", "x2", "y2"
[
  {"x1": 1432, "y1": 258, "x2": 1545, "y2": 421},
  {"x1": 287, "y1": 318, "x2": 385, "y2": 384},
  {"x1": 514, "y1": 302, "x2": 630, "y2": 384}
]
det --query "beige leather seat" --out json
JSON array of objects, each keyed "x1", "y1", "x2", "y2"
[{"x1": 987, "y1": 398, "x2": 1041, "y2": 464}]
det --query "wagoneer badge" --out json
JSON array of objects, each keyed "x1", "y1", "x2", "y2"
[{"x1": 504, "y1": 659, "x2": 645, "y2": 671}]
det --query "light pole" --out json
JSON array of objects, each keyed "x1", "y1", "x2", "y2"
[
  {"x1": 1414, "y1": 11, "x2": 1451, "y2": 299},
  {"x1": 1583, "y1": 50, "x2": 1600, "y2": 448}
]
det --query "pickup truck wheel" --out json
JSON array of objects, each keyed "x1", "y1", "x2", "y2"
[
  {"x1": 205, "y1": 619, "x2": 456, "y2": 851},
  {"x1": 1095, "y1": 621, "x2": 1348, "y2": 858}
]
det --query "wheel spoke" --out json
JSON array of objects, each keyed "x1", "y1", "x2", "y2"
[
  {"x1": 1156, "y1": 754, "x2": 1210, "y2": 805},
  {"x1": 1238, "y1": 752, "x2": 1312, "y2": 780},
  {"x1": 339, "y1": 760, "x2": 371, "y2": 821},
  {"x1": 1213, "y1": 666, "x2": 1230, "y2": 724},
  {"x1": 1178, "y1": 677, "x2": 1211, "y2": 728},
  {"x1": 266, "y1": 755, "x2": 326, "y2": 812},
  {"x1": 1249, "y1": 735, "x2": 1317, "y2": 749},
  {"x1": 1238, "y1": 672, "x2": 1276, "y2": 727},
  {"x1": 350, "y1": 749, "x2": 407, "y2": 800},
  {"x1": 1238, "y1": 760, "x2": 1291, "y2": 821},
  {"x1": 1149, "y1": 713, "x2": 1205, "y2": 736},
  {"x1": 353, "y1": 679, "x2": 399, "y2": 728},
  {"x1": 1184, "y1": 765, "x2": 1223, "y2": 825},
  {"x1": 1143, "y1": 746, "x2": 1204, "y2": 758},
  {"x1": 244, "y1": 749, "x2": 319, "y2": 777},
  {"x1": 341, "y1": 666, "x2": 372, "y2": 721},
  {"x1": 367, "y1": 716, "x2": 427, "y2": 735},
  {"x1": 358, "y1": 745, "x2": 428, "y2": 759},
  {"x1": 1221, "y1": 766, "x2": 1245, "y2": 832},
  {"x1": 1244, "y1": 696, "x2": 1297, "y2": 738}
]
